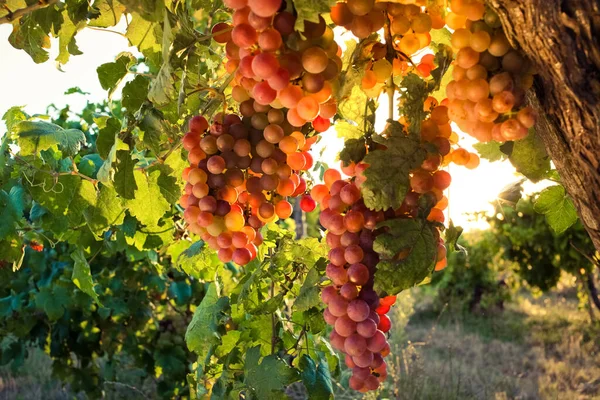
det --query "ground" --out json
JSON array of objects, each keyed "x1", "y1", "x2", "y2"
[{"x1": 2, "y1": 282, "x2": 599, "y2": 400}]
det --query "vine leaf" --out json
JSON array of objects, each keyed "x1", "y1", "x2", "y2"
[
  {"x1": 507, "y1": 129, "x2": 551, "y2": 182},
  {"x1": 185, "y1": 282, "x2": 229, "y2": 355},
  {"x1": 114, "y1": 150, "x2": 137, "y2": 199},
  {"x1": 373, "y1": 219, "x2": 437, "y2": 295},
  {"x1": 294, "y1": 267, "x2": 321, "y2": 312},
  {"x1": 361, "y1": 122, "x2": 427, "y2": 211},
  {"x1": 122, "y1": 75, "x2": 150, "y2": 112},
  {"x1": 95, "y1": 117, "x2": 120, "y2": 159},
  {"x1": 244, "y1": 346, "x2": 300, "y2": 400},
  {"x1": 71, "y1": 249, "x2": 103, "y2": 305},
  {"x1": 533, "y1": 185, "x2": 578, "y2": 234},
  {"x1": 96, "y1": 52, "x2": 137, "y2": 97},
  {"x1": 89, "y1": 0, "x2": 126, "y2": 28},
  {"x1": 170, "y1": 241, "x2": 222, "y2": 280},
  {"x1": 338, "y1": 138, "x2": 366, "y2": 167},
  {"x1": 473, "y1": 140, "x2": 507, "y2": 162},
  {"x1": 0, "y1": 189, "x2": 23, "y2": 240},
  {"x1": 34, "y1": 286, "x2": 71, "y2": 320},
  {"x1": 16, "y1": 120, "x2": 86, "y2": 157},
  {"x1": 83, "y1": 185, "x2": 124, "y2": 233},
  {"x1": 444, "y1": 220, "x2": 466, "y2": 255},
  {"x1": 8, "y1": 16, "x2": 50, "y2": 63},
  {"x1": 291, "y1": 0, "x2": 336, "y2": 32},
  {"x1": 125, "y1": 170, "x2": 170, "y2": 226},
  {"x1": 299, "y1": 354, "x2": 334, "y2": 400}
]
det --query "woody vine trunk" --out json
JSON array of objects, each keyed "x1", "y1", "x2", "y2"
[{"x1": 487, "y1": 0, "x2": 600, "y2": 251}]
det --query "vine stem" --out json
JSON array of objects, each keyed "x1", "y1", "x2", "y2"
[{"x1": 0, "y1": 0, "x2": 58, "y2": 24}]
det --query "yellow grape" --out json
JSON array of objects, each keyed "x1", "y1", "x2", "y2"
[
  {"x1": 469, "y1": 30, "x2": 491, "y2": 52},
  {"x1": 488, "y1": 31, "x2": 511, "y2": 57},
  {"x1": 451, "y1": 28, "x2": 471, "y2": 49},
  {"x1": 456, "y1": 47, "x2": 480, "y2": 69},
  {"x1": 391, "y1": 15, "x2": 410, "y2": 35},
  {"x1": 411, "y1": 13, "x2": 432, "y2": 34},
  {"x1": 361, "y1": 70, "x2": 377, "y2": 90},
  {"x1": 372, "y1": 59, "x2": 393, "y2": 82},
  {"x1": 225, "y1": 212, "x2": 245, "y2": 231},
  {"x1": 399, "y1": 34, "x2": 421, "y2": 55},
  {"x1": 415, "y1": 33, "x2": 430, "y2": 48},
  {"x1": 446, "y1": 12, "x2": 467, "y2": 30}
]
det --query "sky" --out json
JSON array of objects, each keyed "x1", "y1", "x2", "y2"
[{"x1": 0, "y1": 23, "x2": 549, "y2": 231}]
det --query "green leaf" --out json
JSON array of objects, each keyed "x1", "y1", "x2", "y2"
[
  {"x1": 89, "y1": 0, "x2": 126, "y2": 27},
  {"x1": 3, "y1": 106, "x2": 29, "y2": 133},
  {"x1": 0, "y1": 189, "x2": 23, "y2": 239},
  {"x1": 215, "y1": 330, "x2": 241, "y2": 358},
  {"x1": 96, "y1": 52, "x2": 136, "y2": 97},
  {"x1": 399, "y1": 73, "x2": 429, "y2": 136},
  {"x1": 430, "y1": 45, "x2": 453, "y2": 91},
  {"x1": 148, "y1": 12, "x2": 175, "y2": 106},
  {"x1": 56, "y1": 12, "x2": 82, "y2": 65},
  {"x1": 34, "y1": 286, "x2": 71, "y2": 320},
  {"x1": 125, "y1": 12, "x2": 161, "y2": 55},
  {"x1": 299, "y1": 354, "x2": 334, "y2": 400},
  {"x1": 533, "y1": 185, "x2": 578, "y2": 235},
  {"x1": 338, "y1": 85, "x2": 368, "y2": 125},
  {"x1": 96, "y1": 117, "x2": 120, "y2": 159},
  {"x1": 473, "y1": 141, "x2": 506, "y2": 162},
  {"x1": 114, "y1": 150, "x2": 137, "y2": 199},
  {"x1": 338, "y1": 138, "x2": 366, "y2": 167},
  {"x1": 336, "y1": 121, "x2": 364, "y2": 140},
  {"x1": 373, "y1": 219, "x2": 437, "y2": 295},
  {"x1": 172, "y1": 241, "x2": 222, "y2": 279},
  {"x1": 26, "y1": 174, "x2": 96, "y2": 226},
  {"x1": 138, "y1": 109, "x2": 168, "y2": 154},
  {"x1": 16, "y1": 120, "x2": 86, "y2": 156},
  {"x1": 244, "y1": 346, "x2": 300, "y2": 400},
  {"x1": 508, "y1": 129, "x2": 551, "y2": 182},
  {"x1": 71, "y1": 249, "x2": 103, "y2": 305},
  {"x1": 148, "y1": 63, "x2": 176, "y2": 106},
  {"x1": 8, "y1": 16, "x2": 49, "y2": 63},
  {"x1": 361, "y1": 122, "x2": 427, "y2": 211},
  {"x1": 294, "y1": 267, "x2": 321, "y2": 312},
  {"x1": 185, "y1": 283, "x2": 229, "y2": 355},
  {"x1": 444, "y1": 220, "x2": 466, "y2": 255},
  {"x1": 292, "y1": 0, "x2": 336, "y2": 32},
  {"x1": 496, "y1": 179, "x2": 525, "y2": 206},
  {"x1": 125, "y1": 170, "x2": 170, "y2": 226},
  {"x1": 83, "y1": 185, "x2": 124, "y2": 233},
  {"x1": 122, "y1": 75, "x2": 150, "y2": 111}
]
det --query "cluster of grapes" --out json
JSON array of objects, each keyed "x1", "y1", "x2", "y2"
[
  {"x1": 444, "y1": 0, "x2": 537, "y2": 142},
  {"x1": 311, "y1": 167, "x2": 395, "y2": 392},
  {"x1": 179, "y1": 114, "x2": 316, "y2": 265},
  {"x1": 421, "y1": 98, "x2": 481, "y2": 170},
  {"x1": 213, "y1": 0, "x2": 341, "y2": 132}
]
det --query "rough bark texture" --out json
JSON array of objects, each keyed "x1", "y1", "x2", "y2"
[{"x1": 487, "y1": 0, "x2": 600, "y2": 251}]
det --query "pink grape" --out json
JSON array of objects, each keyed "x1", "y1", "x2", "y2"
[{"x1": 347, "y1": 299, "x2": 370, "y2": 322}]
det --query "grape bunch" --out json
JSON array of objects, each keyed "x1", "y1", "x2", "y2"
[
  {"x1": 213, "y1": 0, "x2": 341, "y2": 133},
  {"x1": 444, "y1": 0, "x2": 537, "y2": 142},
  {"x1": 179, "y1": 114, "x2": 316, "y2": 265},
  {"x1": 311, "y1": 167, "x2": 396, "y2": 392}
]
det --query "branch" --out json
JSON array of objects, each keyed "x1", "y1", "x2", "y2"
[{"x1": 0, "y1": 0, "x2": 58, "y2": 24}]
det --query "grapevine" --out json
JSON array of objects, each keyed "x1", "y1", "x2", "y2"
[{"x1": 0, "y1": 0, "x2": 566, "y2": 397}]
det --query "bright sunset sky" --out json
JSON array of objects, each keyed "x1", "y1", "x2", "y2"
[{"x1": 0, "y1": 23, "x2": 549, "y2": 231}]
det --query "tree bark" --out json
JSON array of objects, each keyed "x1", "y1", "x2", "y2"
[
  {"x1": 587, "y1": 273, "x2": 600, "y2": 312},
  {"x1": 487, "y1": 0, "x2": 600, "y2": 251}
]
